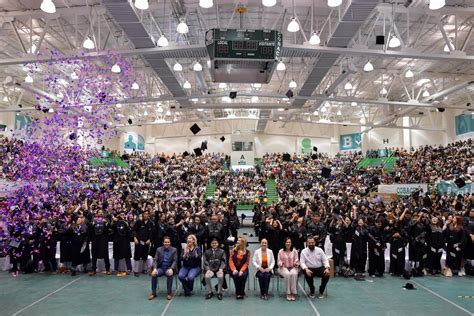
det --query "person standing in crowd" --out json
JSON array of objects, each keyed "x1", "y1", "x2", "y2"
[
  {"x1": 58, "y1": 214, "x2": 73, "y2": 273},
  {"x1": 178, "y1": 234, "x2": 202, "y2": 296},
  {"x1": 350, "y1": 218, "x2": 368, "y2": 279},
  {"x1": 277, "y1": 237, "x2": 299, "y2": 301},
  {"x1": 387, "y1": 215, "x2": 408, "y2": 276},
  {"x1": 149, "y1": 237, "x2": 177, "y2": 301},
  {"x1": 70, "y1": 215, "x2": 90, "y2": 276},
  {"x1": 112, "y1": 212, "x2": 132, "y2": 276},
  {"x1": 426, "y1": 216, "x2": 444, "y2": 275},
  {"x1": 307, "y1": 213, "x2": 327, "y2": 251},
  {"x1": 408, "y1": 212, "x2": 428, "y2": 276},
  {"x1": 329, "y1": 215, "x2": 348, "y2": 275},
  {"x1": 252, "y1": 238, "x2": 275, "y2": 300},
  {"x1": 205, "y1": 214, "x2": 227, "y2": 249},
  {"x1": 89, "y1": 209, "x2": 112, "y2": 276},
  {"x1": 444, "y1": 216, "x2": 466, "y2": 276},
  {"x1": 132, "y1": 210, "x2": 154, "y2": 277},
  {"x1": 203, "y1": 238, "x2": 226, "y2": 300},
  {"x1": 292, "y1": 216, "x2": 307, "y2": 252},
  {"x1": 368, "y1": 218, "x2": 386, "y2": 277},
  {"x1": 300, "y1": 236, "x2": 330, "y2": 298},
  {"x1": 229, "y1": 236, "x2": 251, "y2": 299}
]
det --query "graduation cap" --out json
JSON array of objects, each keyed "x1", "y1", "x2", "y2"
[
  {"x1": 220, "y1": 136, "x2": 226, "y2": 142},
  {"x1": 454, "y1": 177, "x2": 466, "y2": 188},
  {"x1": 282, "y1": 153, "x2": 291, "y2": 162},
  {"x1": 201, "y1": 141, "x2": 208, "y2": 151},
  {"x1": 313, "y1": 146, "x2": 318, "y2": 152},
  {"x1": 103, "y1": 124, "x2": 108, "y2": 130},
  {"x1": 128, "y1": 118, "x2": 133, "y2": 125},
  {"x1": 69, "y1": 132, "x2": 76, "y2": 140},
  {"x1": 311, "y1": 153, "x2": 318, "y2": 160},
  {"x1": 180, "y1": 172, "x2": 188, "y2": 181},
  {"x1": 159, "y1": 157, "x2": 166, "y2": 164},
  {"x1": 403, "y1": 282, "x2": 416, "y2": 290},
  {"x1": 321, "y1": 167, "x2": 331, "y2": 178},
  {"x1": 193, "y1": 147, "x2": 203, "y2": 156},
  {"x1": 289, "y1": 200, "x2": 298, "y2": 208},
  {"x1": 190, "y1": 123, "x2": 201, "y2": 135},
  {"x1": 183, "y1": 151, "x2": 190, "y2": 157}
]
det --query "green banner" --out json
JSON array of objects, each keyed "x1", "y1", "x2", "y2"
[
  {"x1": 339, "y1": 133, "x2": 361, "y2": 151},
  {"x1": 455, "y1": 114, "x2": 474, "y2": 136},
  {"x1": 436, "y1": 181, "x2": 473, "y2": 194}
]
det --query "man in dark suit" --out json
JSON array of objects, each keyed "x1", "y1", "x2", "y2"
[{"x1": 149, "y1": 236, "x2": 177, "y2": 300}]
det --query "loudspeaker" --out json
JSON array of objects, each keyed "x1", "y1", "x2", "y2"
[
  {"x1": 285, "y1": 89, "x2": 294, "y2": 98},
  {"x1": 437, "y1": 107, "x2": 445, "y2": 112},
  {"x1": 376, "y1": 35, "x2": 385, "y2": 45},
  {"x1": 229, "y1": 91, "x2": 237, "y2": 99}
]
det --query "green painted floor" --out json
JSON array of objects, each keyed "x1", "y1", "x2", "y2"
[{"x1": 1, "y1": 248, "x2": 473, "y2": 316}]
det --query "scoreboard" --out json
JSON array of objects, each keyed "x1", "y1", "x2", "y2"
[{"x1": 206, "y1": 28, "x2": 282, "y2": 60}]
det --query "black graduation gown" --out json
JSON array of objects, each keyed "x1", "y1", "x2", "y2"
[
  {"x1": 426, "y1": 225, "x2": 444, "y2": 272},
  {"x1": 90, "y1": 219, "x2": 111, "y2": 259},
  {"x1": 112, "y1": 220, "x2": 132, "y2": 260},
  {"x1": 387, "y1": 226, "x2": 407, "y2": 276},
  {"x1": 367, "y1": 226, "x2": 385, "y2": 275},
  {"x1": 291, "y1": 224, "x2": 307, "y2": 252},
  {"x1": 444, "y1": 228, "x2": 465, "y2": 271},
  {"x1": 58, "y1": 222, "x2": 73, "y2": 263},
  {"x1": 70, "y1": 224, "x2": 91, "y2": 267},
  {"x1": 408, "y1": 221, "x2": 428, "y2": 263},
  {"x1": 350, "y1": 225, "x2": 368, "y2": 273},
  {"x1": 329, "y1": 224, "x2": 347, "y2": 268},
  {"x1": 132, "y1": 219, "x2": 154, "y2": 260}
]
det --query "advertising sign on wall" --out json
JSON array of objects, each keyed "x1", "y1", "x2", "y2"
[
  {"x1": 339, "y1": 133, "x2": 361, "y2": 151},
  {"x1": 123, "y1": 132, "x2": 145, "y2": 153},
  {"x1": 378, "y1": 183, "x2": 428, "y2": 196}
]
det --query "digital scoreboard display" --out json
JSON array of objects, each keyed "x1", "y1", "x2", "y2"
[{"x1": 206, "y1": 29, "x2": 282, "y2": 60}]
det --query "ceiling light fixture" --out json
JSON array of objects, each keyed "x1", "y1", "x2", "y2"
[
  {"x1": 422, "y1": 89, "x2": 430, "y2": 97},
  {"x1": 429, "y1": 0, "x2": 445, "y2": 10},
  {"x1": 83, "y1": 37, "x2": 95, "y2": 49},
  {"x1": 287, "y1": 18, "x2": 300, "y2": 33},
  {"x1": 344, "y1": 81, "x2": 353, "y2": 90},
  {"x1": 177, "y1": 19, "x2": 189, "y2": 34},
  {"x1": 289, "y1": 79, "x2": 297, "y2": 89},
  {"x1": 337, "y1": 109, "x2": 342, "y2": 116},
  {"x1": 277, "y1": 61, "x2": 286, "y2": 71},
  {"x1": 309, "y1": 32, "x2": 321, "y2": 45},
  {"x1": 111, "y1": 64, "x2": 121, "y2": 73},
  {"x1": 134, "y1": 0, "x2": 149, "y2": 10},
  {"x1": 251, "y1": 96, "x2": 259, "y2": 103},
  {"x1": 199, "y1": 0, "x2": 213, "y2": 8},
  {"x1": 380, "y1": 87, "x2": 388, "y2": 95},
  {"x1": 444, "y1": 38, "x2": 454, "y2": 52},
  {"x1": 405, "y1": 69, "x2": 414, "y2": 78},
  {"x1": 262, "y1": 0, "x2": 277, "y2": 7},
  {"x1": 173, "y1": 61, "x2": 183, "y2": 71},
  {"x1": 24, "y1": 75, "x2": 33, "y2": 83},
  {"x1": 157, "y1": 35, "x2": 169, "y2": 47},
  {"x1": 219, "y1": 82, "x2": 227, "y2": 89},
  {"x1": 351, "y1": 101, "x2": 357, "y2": 106},
  {"x1": 388, "y1": 35, "x2": 401, "y2": 48},
  {"x1": 131, "y1": 82, "x2": 139, "y2": 90},
  {"x1": 193, "y1": 61, "x2": 203, "y2": 72},
  {"x1": 183, "y1": 80, "x2": 191, "y2": 89},
  {"x1": 70, "y1": 72, "x2": 78, "y2": 80},
  {"x1": 363, "y1": 60, "x2": 374, "y2": 72},
  {"x1": 40, "y1": 0, "x2": 56, "y2": 13},
  {"x1": 327, "y1": 0, "x2": 342, "y2": 7},
  {"x1": 116, "y1": 103, "x2": 122, "y2": 108}
]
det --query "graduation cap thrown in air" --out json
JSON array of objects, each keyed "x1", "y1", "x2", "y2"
[
  {"x1": 193, "y1": 147, "x2": 203, "y2": 156},
  {"x1": 311, "y1": 154, "x2": 318, "y2": 160},
  {"x1": 201, "y1": 141, "x2": 208, "y2": 151},
  {"x1": 313, "y1": 146, "x2": 318, "y2": 152},
  {"x1": 220, "y1": 136, "x2": 226, "y2": 142},
  {"x1": 183, "y1": 151, "x2": 190, "y2": 157},
  {"x1": 190, "y1": 123, "x2": 201, "y2": 135},
  {"x1": 128, "y1": 118, "x2": 133, "y2": 125},
  {"x1": 69, "y1": 132, "x2": 76, "y2": 140},
  {"x1": 159, "y1": 157, "x2": 166, "y2": 163},
  {"x1": 289, "y1": 200, "x2": 298, "y2": 208},
  {"x1": 282, "y1": 153, "x2": 291, "y2": 161}
]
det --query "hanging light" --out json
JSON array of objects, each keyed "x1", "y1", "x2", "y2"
[
  {"x1": 143, "y1": 110, "x2": 148, "y2": 116},
  {"x1": 252, "y1": 83, "x2": 262, "y2": 88},
  {"x1": 28, "y1": 44, "x2": 37, "y2": 54},
  {"x1": 165, "y1": 110, "x2": 171, "y2": 116},
  {"x1": 24, "y1": 75, "x2": 33, "y2": 83},
  {"x1": 177, "y1": 20, "x2": 189, "y2": 34},
  {"x1": 134, "y1": 0, "x2": 149, "y2": 10},
  {"x1": 351, "y1": 102, "x2": 357, "y2": 107},
  {"x1": 116, "y1": 103, "x2": 122, "y2": 108},
  {"x1": 191, "y1": 98, "x2": 198, "y2": 102},
  {"x1": 429, "y1": 0, "x2": 445, "y2": 10},
  {"x1": 48, "y1": 108, "x2": 54, "y2": 113},
  {"x1": 199, "y1": 0, "x2": 213, "y2": 8},
  {"x1": 320, "y1": 106, "x2": 327, "y2": 113},
  {"x1": 70, "y1": 71, "x2": 79, "y2": 80},
  {"x1": 157, "y1": 35, "x2": 169, "y2": 47},
  {"x1": 262, "y1": 0, "x2": 277, "y2": 7},
  {"x1": 183, "y1": 80, "x2": 191, "y2": 89},
  {"x1": 173, "y1": 62, "x2": 183, "y2": 71},
  {"x1": 337, "y1": 109, "x2": 342, "y2": 116},
  {"x1": 40, "y1": 0, "x2": 56, "y2": 13},
  {"x1": 111, "y1": 64, "x2": 121, "y2": 73},
  {"x1": 422, "y1": 89, "x2": 430, "y2": 97},
  {"x1": 327, "y1": 0, "x2": 342, "y2": 7},
  {"x1": 282, "y1": 97, "x2": 290, "y2": 102},
  {"x1": 83, "y1": 37, "x2": 95, "y2": 49},
  {"x1": 380, "y1": 87, "x2": 388, "y2": 95},
  {"x1": 278, "y1": 108, "x2": 285, "y2": 112},
  {"x1": 309, "y1": 32, "x2": 321, "y2": 45},
  {"x1": 222, "y1": 96, "x2": 232, "y2": 103},
  {"x1": 363, "y1": 60, "x2": 374, "y2": 72},
  {"x1": 313, "y1": 110, "x2": 319, "y2": 115},
  {"x1": 287, "y1": 18, "x2": 300, "y2": 33},
  {"x1": 193, "y1": 61, "x2": 203, "y2": 72},
  {"x1": 131, "y1": 82, "x2": 140, "y2": 90},
  {"x1": 344, "y1": 81, "x2": 353, "y2": 90},
  {"x1": 219, "y1": 82, "x2": 227, "y2": 89},
  {"x1": 388, "y1": 35, "x2": 401, "y2": 48},
  {"x1": 2, "y1": 96, "x2": 8, "y2": 102},
  {"x1": 157, "y1": 105, "x2": 164, "y2": 113},
  {"x1": 289, "y1": 79, "x2": 297, "y2": 89},
  {"x1": 251, "y1": 96, "x2": 259, "y2": 103},
  {"x1": 277, "y1": 61, "x2": 286, "y2": 71},
  {"x1": 405, "y1": 69, "x2": 414, "y2": 78}
]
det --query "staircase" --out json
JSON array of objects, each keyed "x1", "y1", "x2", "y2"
[{"x1": 265, "y1": 178, "x2": 279, "y2": 205}]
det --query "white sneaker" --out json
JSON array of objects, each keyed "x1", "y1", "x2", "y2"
[
  {"x1": 459, "y1": 269, "x2": 466, "y2": 276},
  {"x1": 458, "y1": 271, "x2": 463, "y2": 276}
]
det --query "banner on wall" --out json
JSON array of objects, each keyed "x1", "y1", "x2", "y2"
[
  {"x1": 436, "y1": 181, "x2": 473, "y2": 194},
  {"x1": 231, "y1": 135, "x2": 255, "y2": 167},
  {"x1": 123, "y1": 132, "x2": 145, "y2": 153},
  {"x1": 339, "y1": 133, "x2": 361, "y2": 151},
  {"x1": 378, "y1": 183, "x2": 428, "y2": 196},
  {"x1": 455, "y1": 114, "x2": 474, "y2": 138},
  {"x1": 14, "y1": 114, "x2": 33, "y2": 138}
]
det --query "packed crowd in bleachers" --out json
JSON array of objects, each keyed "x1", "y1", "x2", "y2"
[{"x1": 0, "y1": 136, "x2": 473, "y2": 300}]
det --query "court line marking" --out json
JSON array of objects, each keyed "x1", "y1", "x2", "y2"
[
  {"x1": 12, "y1": 277, "x2": 82, "y2": 316},
  {"x1": 410, "y1": 280, "x2": 473, "y2": 315},
  {"x1": 160, "y1": 285, "x2": 181, "y2": 316},
  {"x1": 298, "y1": 282, "x2": 321, "y2": 316}
]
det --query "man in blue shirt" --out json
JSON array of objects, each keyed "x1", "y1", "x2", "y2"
[{"x1": 149, "y1": 236, "x2": 178, "y2": 300}]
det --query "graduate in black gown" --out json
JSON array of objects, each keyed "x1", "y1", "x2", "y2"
[
  {"x1": 426, "y1": 216, "x2": 444, "y2": 275},
  {"x1": 329, "y1": 215, "x2": 349, "y2": 275},
  {"x1": 368, "y1": 219, "x2": 386, "y2": 277},
  {"x1": 132, "y1": 210, "x2": 154, "y2": 276},
  {"x1": 70, "y1": 216, "x2": 91, "y2": 276},
  {"x1": 350, "y1": 217, "x2": 368, "y2": 278},
  {"x1": 112, "y1": 212, "x2": 132, "y2": 276},
  {"x1": 89, "y1": 209, "x2": 112, "y2": 275}
]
